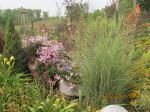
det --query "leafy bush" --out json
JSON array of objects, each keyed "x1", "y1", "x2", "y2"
[
  {"x1": 75, "y1": 14, "x2": 134, "y2": 106},
  {"x1": 129, "y1": 45, "x2": 150, "y2": 111},
  {"x1": 130, "y1": 77, "x2": 150, "y2": 112},
  {"x1": 138, "y1": 0, "x2": 150, "y2": 12},
  {"x1": 0, "y1": 56, "x2": 30, "y2": 111},
  {"x1": 0, "y1": 55, "x2": 78, "y2": 112},
  {"x1": 27, "y1": 95, "x2": 77, "y2": 112},
  {"x1": 18, "y1": 43, "x2": 41, "y2": 73},
  {"x1": 3, "y1": 16, "x2": 23, "y2": 72},
  {"x1": 3, "y1": 16, "x2": 21, "y2": 57},
  {"x1": 0, "y1": 56, "x2": 15, "y2": 87}
]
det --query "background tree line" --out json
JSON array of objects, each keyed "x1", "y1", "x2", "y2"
[{"x1": 0, "y1": 8, "x2": 49, "y2": 26}]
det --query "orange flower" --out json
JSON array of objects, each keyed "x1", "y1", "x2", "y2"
[
  {"x1": 146, "y1": 23, "x2": 150, "y2": 27},
  {"x1": 136, "y1": 3, "x2": 140, "y2": 15}
]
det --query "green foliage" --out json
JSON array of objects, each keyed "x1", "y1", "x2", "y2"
[
  {"x1": 128, "y1": 47, "x2": 144, "y2": 61},
  {"x1": 27, "y1": 96, "x2": 77, "y2": 112},
  {"x1": 88, "y1": 10, "x2": 106, "y2": 20},
  {"x1": 0, "y1": 56, "x2": 78, "y2": 112},
  {"x1": 3, "y1": 16, "x2": 40, "y2": 72},
  {"x1": 3, "y1": 16, "x2": 21, "y2": 56},
  {"x1": 0, "y1": 56, "x2": 15, "y2": 87},
  {"x1": 3, "y1": 16, "x2": 23, "y2": 71},
  {"x1": 0, "y1": 10, "x2": 5, "y2": 27},
  {"x1": 19, "y1": 43, "x2": 40, "y2": 72},
  {"x1": 0, "y1": 8, "x2": 49, "y2": 31},
  {"x1": 138, "y1": 0, "x2": 150, "y2": 12},
  {"x1": 130, "y1": 77, "x2": 150, "y2": 112},
  {"x1": 0, "y1": 56, "x2": 30, "y2": 111},
  {"x1": 142, "y1": 50, "x2": 150, "y2": 62},
  {"x1": 43, "y1": 12, "x2": 49, "y2": 19},
  {"x1": 75, "y1": 13, "x2": 134, "y2": 107},
  {"x1": 35, "y1": 9, "x2": 42, "y2": 21},
  {"x1": 36, "y1": 62, "x2": 47, "y2": 75}
]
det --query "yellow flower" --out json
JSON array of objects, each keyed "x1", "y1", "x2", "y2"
[
  {"x1": 3, "y1": 58, "x2": 8, "y2": 64},
  {"x1": 129, "y1": 91, "x2": 140, "y2": 98},
  {"x1": 10, "y1": 56, "x2": 15, "y2": 61},
  {"x1": 134, "y1": 91, "x2": 140, "y2": 96},
  {"x1": 130, "y1": 101, "x2": 137, "y2": 106},
  {"x1": 6, "y1": 61, "x2": 11, "y2": 66}
]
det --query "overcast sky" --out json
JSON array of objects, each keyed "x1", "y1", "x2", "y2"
[{"x1": 0, "y1": 0, "x2": 110, "y2": 16}]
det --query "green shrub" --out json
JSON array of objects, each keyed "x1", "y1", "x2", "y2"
[
  {"x1": 26, "y1": 95, "x2": 77, "y2": 112},
  {"x1": 3, "y1": 16, "x2": 21, "y2": 57},
  {"x1": 2, "y1": 16, "x2": 40, "y2": 73},
  {"x1": 18, "y1": 43, "x2": 40, "y2": 73},
  {"x1": 0, "y1": 56, "x2": 30, "y2": 111},
  {"x1": 0, "y1": 55, "x2": 78, "y2": 112},
  {"x1": 130, "y1": 80, "x2": 150, "y2": 112},
  {"x1": 75, "y1": 14, "x2": 134, "y2": 107},
  {"x1": 3, "y1": 16, "x2": 22, "y2": 71}
]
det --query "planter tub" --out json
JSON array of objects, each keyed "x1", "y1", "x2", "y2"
[{"x1": 59, "y1": 80, "x2": 78, "y2": 96}]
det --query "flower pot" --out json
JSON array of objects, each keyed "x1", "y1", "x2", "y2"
[
  {"x1": 59, "y1": 80, "x2": 78, "y2": 96},
  {"x1": 101, "y1": 105, "x2": 128, "y2": 112}
]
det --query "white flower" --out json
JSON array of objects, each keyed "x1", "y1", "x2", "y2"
[{"x1": 10, "y1": 56, "x2": 15, "y2": 61}]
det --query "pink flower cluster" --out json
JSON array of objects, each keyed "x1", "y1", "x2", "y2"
[
  {"x1": 36, "y1": 40, "x2": 75, "y2": 82},
  {"x1": 24, "y1": 35, "x2": 76, "y2": 83},
  {"x1": 36, "y1": 40, "x2": 64, "y2": 63}
]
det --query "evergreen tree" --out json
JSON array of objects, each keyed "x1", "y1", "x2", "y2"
[
  {"x1": 3, "y1": 16, "x2": 22, "y2": 69},
  {"x1": 43, "y1": 11, "x2": 49, "y2": 19},
  {"x1": 35, "y1": 9, "x2": 41, "y2": 20}
]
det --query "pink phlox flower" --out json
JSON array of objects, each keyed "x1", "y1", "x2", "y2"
[{"x1": 54, "y1": 74, "x2": 61, "y2": 80}]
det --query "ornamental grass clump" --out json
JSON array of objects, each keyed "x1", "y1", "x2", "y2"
[{"x1": 75, "y1": 13, "x2": 134, "y2": 106}]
